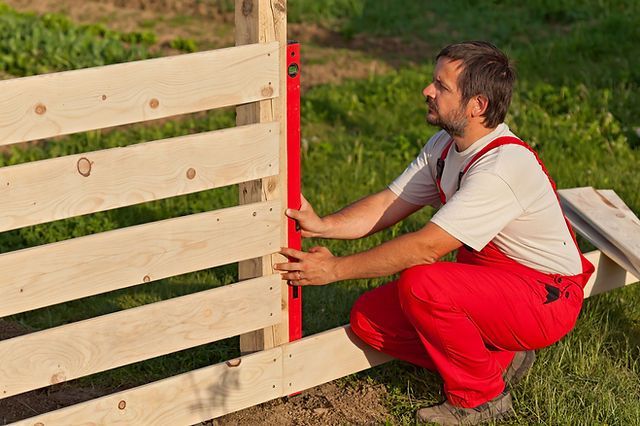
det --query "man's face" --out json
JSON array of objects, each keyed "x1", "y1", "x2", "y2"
[{"x1": 422, "y1": 58, "x2": 469, "y2": 137}]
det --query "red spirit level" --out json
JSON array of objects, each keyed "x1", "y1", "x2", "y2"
[{"x1": 287, "y1": 41, "x2": 302, "y2": 343}]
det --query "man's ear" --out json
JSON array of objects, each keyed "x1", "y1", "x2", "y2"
[{"x1": 470, "y1": 95, "x2": 489, "y2": 118}]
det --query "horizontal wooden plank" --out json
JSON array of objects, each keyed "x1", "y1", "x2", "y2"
[
  {"x1": 0, "y1": 201, "x2": 279, "y2": 318},
  {"x1": 282, "y1": 325, "x2": 393, "y2": 395},
  {"x1": 16, "y1": 325, "x2": 391, "y2": 425},
  {"x1": 0, "y1": 42, "x2": 279, "y2": 146},
  {"x1": 564, "y1": 206, "x2": 640, "y2": 278},
  {"x1": 583, "y1": 250, "x2": 638, "y2": 298},
  {"x1": 0, "y1": 122, "x2": 279, "y2": 233},
  {"x1": 0, "y1": 275, "x2": 280, "y2": 399},
  {"x1": 597, "y1": 189, "x2": 640, "y2": 226},
  {"x1": 559, "y1": 187, "x2": 640, "y2": 275},
  {"x1": 15, "y1": 346, "x2": 284, "y2": 425}
]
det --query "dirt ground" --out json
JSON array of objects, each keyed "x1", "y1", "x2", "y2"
[{"x1": 0, "y1": 2, "x2": 417, "y2": 423}]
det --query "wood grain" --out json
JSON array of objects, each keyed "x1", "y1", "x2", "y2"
[
  {"x1": 0, "y1": 274, "x2": 280, "y2": 399},
  {"x1": 15, "y1": 347, "x2": 283, "y2": 425},
  {"x1": 0, "y1": 201, "x2": 279, "y2": 317},
  {"x1": 15, "y1": 325, "x2": 391, "y2": 425},
  {"x1": 282, "y1": 325, "x2": 394, "y2": 395},
  {"x1": 559, "y1": 187, "x2": 640, "y2": 277},
  {"x1": 0, "y1": 42, "x2": 278, "y2": 146},
  {"x1": 236, "y1": 0, "x2": 289, "y2": 353},
  {"x1": 0, "y1": 122, "x2": 279, "y2": 233},
  {"x1": 582, "y1": 250, "x2": 638, "y2": 297}
]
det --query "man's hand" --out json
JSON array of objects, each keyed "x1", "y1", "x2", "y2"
[
  {"x1": 274, "y1": 246, "x2": 339, "y2": 286},
  {"x1": 286, "y1": 194, "x2": 327, "y2": 238}
]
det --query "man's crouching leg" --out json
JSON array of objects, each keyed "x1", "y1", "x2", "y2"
[
  {"x1": 396, "y1": 263, "x2": 515, "y2": 424},
  {"x1": 350, "y1": 280, "x2": 436, "y2": 370}
]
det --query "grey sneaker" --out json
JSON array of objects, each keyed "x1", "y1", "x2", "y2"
[
  {"x1": 503, "y1": 351, "x2": 536, "y2": 386},
  {"x1": 416, "y1": 391, "x2": 513, "y2": 425}
]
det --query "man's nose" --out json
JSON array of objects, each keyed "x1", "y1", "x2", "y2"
[{"x1": 423, "y1": 83, "x2": 435, "y2": 99}]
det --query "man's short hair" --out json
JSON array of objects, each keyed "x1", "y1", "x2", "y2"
[{"x1": 437, "y1": 41, "x2": 515, "y2": 128}]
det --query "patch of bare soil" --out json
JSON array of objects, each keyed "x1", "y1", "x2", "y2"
[{"x1": 210, "y1": 381, "x2": 391, "y2": 426}]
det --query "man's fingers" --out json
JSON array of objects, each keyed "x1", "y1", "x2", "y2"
[
  {"x1": 288, "y1": 278, "x2": 311, "y2": 286},
  {"x1": 280, "y1": 272, "x2": 307, "y2": 281},
  {"x1": 273, "y1": 262, "x2": 303, "y2": 271},
  {"x1": 285, "y1": 208, "x2": 301, "y2": 220},
  {"x1": 280, "y1": 247, "x2": 307, "y2": 260},
  {"x1": 300, "y1": 194, "x2": 310, "y2": 209}
]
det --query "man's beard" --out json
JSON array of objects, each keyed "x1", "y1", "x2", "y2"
[{"x1": 426, "y1": 97, "x2": 468, "y2": 137}]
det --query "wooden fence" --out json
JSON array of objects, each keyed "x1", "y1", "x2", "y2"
[{"x1": 0, "y1": 1, "x2": 638, "y2": 424}]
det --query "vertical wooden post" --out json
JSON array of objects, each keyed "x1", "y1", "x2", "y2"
[{"x1": 236, "y1": 0, "x2": 288, "y2": 353}]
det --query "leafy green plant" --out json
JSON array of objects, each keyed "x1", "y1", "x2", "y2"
[
  {"x1": 0, "y1": 4, "x2": 156, "y2": 76},
  {"x1": 170, "y1": 37, "x2": 198, "y2": 53}
]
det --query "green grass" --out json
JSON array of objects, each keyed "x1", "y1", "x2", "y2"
[
  {"x1": 0, "y1": 3, "x2": 156, "y2": 76},
  {"x1": 0, "y1": 1, "x2": 639, "y2": 423}
]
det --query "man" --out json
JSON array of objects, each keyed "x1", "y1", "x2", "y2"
[{"x1": 274, "y1": 41, "x2": 594, "y2": 425}]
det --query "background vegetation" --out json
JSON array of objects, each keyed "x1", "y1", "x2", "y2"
[{"x1": 0, "y1": 0, "x2": 638, "y2": 424}]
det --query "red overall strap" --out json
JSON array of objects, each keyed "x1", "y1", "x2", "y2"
[{"x1": 448, "y1": 135, "x2": 594, "y2": 284}]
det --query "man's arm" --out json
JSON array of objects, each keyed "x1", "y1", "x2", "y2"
[
  {"x1": 276, "y1": 222, "x2": 462, "y2": 285},
  {"x1": 288, "y1": 189, "x2": 423, "y2": 240}
]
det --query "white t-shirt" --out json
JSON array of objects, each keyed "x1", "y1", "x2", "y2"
[{"x1": 388, "y1": 124, "x2": 582, "y2": 276}]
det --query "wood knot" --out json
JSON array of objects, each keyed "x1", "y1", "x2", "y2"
[
  {"x1": 143, "y1": 275, "x2": 151, "y2": 283},
  {"x1": 77, "y1": 157, "x2": 92, "y2": 177},
  {"x1": 226, "y1": 358, "x2": 242, "y2": 367},
  {"x1": 274, "y1": 0, "x2": 286, "y2": 12},
  {"x1": 149, "y1": 98, "x2": 160, "y2": 109},
  {"x1": 242, "y1": 0, "x2": 253, "y2": 16},
  {"x1": 186, "y1": 168, "x2": 196, "y2": 180},
  {"x1": 35, "y1": 103, "x2": 47, "y2": 115},
  {"x1": 118, "y1": 400, "x2": 126, "y2": 410},
  {"x1": 34, "y1": 423, "x2": 44, "y2": 426},
  {"x1": 261, "y1": 85, "x2": 274, "y2": 97},
  {"x1": 50, "y1": 372, "x2": 66, "y2": 384},
  {"x1": 267, "y1": 180, "x2": 277, "y2": 193},
  {"x1": 101, "y1": 94, "x2": 107, "y2": 101}
]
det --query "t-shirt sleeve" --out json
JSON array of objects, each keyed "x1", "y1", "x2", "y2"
[
  {"x1": 388, "y1": 140, "x2": 441, "y2": 207},
  {"x1": 430, "y1": 171, "x2": 524, "y2": 250}
]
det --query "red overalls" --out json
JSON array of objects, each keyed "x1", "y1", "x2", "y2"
[{"x1": 350, "y1": 136, "x2": 594, "y2": 408}]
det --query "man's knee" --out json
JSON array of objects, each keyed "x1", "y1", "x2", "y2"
[
  {"x1": 349, "y1": 294, "x2": 367, "y2": 332},
  {"x1": 397, "y1": 263, "x2": 453, "y2": 308}
]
